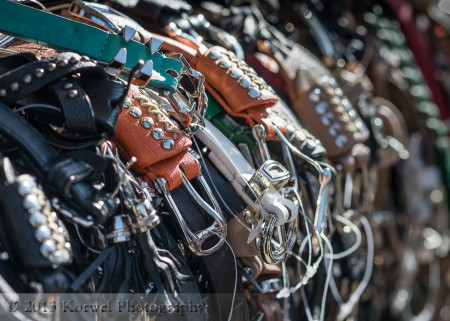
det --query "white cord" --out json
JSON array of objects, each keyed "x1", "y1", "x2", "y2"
[
  {"x1": 320, "y1": 232, "x2": 334, "y2": 321},
  {"x1": 326, "y1": 215, "x2": 362, "y2": 260},
  {"x1": 336, "y1": 216, "x2": 374, "y2": 321},
  {"x1": 14, "y1": 103, "x2": 61, "y2": 113}
]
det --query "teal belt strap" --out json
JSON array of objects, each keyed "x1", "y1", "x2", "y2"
[{"x1": 0, "y1": 0, "x2": 182, "y2": 93}]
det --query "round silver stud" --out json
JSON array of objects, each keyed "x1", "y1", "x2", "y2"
[
  {"x1": 218, "y1": 58, "x2": 232, "y2": 69},
  {"x1": 17, "y1": 181, "x2": 33, "y2": 196},
  {"x1": 0, "y1": 89, "x2": 6, "y2": 97},
  {"x1": 123, "y1": 98, "x2": 132, "y2": 109},
  {"x1": 28, "y1": 212, "x2": 47, "y2": 228},
  {"x1": 315, "y1": 102, "x2": 328, "y2": 114},
  {"x1": 81, "y1": 56, "x2": 90, "y2": 62},
  {"x1": 69, "y1": 56, "x2": 79, "y2": 64},
  {"x1": 329, "y1": 124, "x2": 341, "y2": 136},
  {"x1": 67, "y1": 89, "x2": 78, "y2": 99},
  {"x1": 22, "y1": 74, "x2": 32, "y2": 84},
  {"x1": 23, "y1": 194, "x2": 41, "y2": 211},
  {"x1": 46, "y1": 63, "x2": 57, "y2": 72},
  {"x1": 35, "y1": 226, "x2": 52, "y2": 242},
  {"x1": 64, "y1": 83, "x2": 73, "y2": 90},
  {"x1": 229, "y1": 67, "x2": 243, "y2": 79},
  {"x1": 309, "y1": 88, "x2": 321, "y2": 103},
  {"x1": 140, "y1": 117, "x2": 154, "y2": 129},
  {"x1": 248, "y1": 87, "x2": 261, "y2": 99},
  {"x1": 286, "y1": 125, "x2": 296, "y2": 137},
  {"x1": 342, "y1": 99, "x2": 352, "y2": 111},
  {"x1": 10, "y1": 82, "x2": 19, "y2": 91},
  {"x1": 321, "y1": 113, "x2": 334, "y2": 126},
  {"x1": 129, "y1": 107, "x2": 142, "y2": 118},
  {"x1": 40, "y1": 239, "x2": 56, "y2": 258},
  {"x1": 306, "y1": 140, "x2": 317, "y2": 149},
  {"x1": 162, "y1": 137, "x2": 175, "y2": 150},
  {"x1": 152, "y1": 128, "x2": 164, "y2": 140},
  {"x1": 328, "y1": 78, "x2": 337, "y2": 88},
  {"x1": 58, "y1": 59, "x2": 68, "y2": 67},
  {"x1": 335, "y1": 135, "x2": 348, "y2": 148},
  {"x1": 34, "y1": 68, "x2": 45, "y2": 78},
  {"x1": 239, "y1": 77, "x2": 252, "y2": 89},
  {"x1": 334, "y1": 88, "x2": 344, "y2": 98},
  {"x1": 348, "y1": 110, "x2": 357, "y2": 121},
  {"x1": 208, "y1": 50, "x2": 222, "y2": 60}
]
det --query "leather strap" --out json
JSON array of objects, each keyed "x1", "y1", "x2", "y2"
[{"x1": 0, "y1": 0, "x2": 183, "y2": 93}]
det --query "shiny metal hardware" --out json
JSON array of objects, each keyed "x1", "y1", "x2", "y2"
[
  {"x1": 51, "y1": 198, "x2": 94, "y2": 228},
  {"x1": 130, "y1": 199, "x2": 160, "y2": 233},
  {"x1": 155, "y1": 172, "x2": 226, "y2": 256},
  {"x1": 68, "y1": 0, "x2": 121, "y2": 33},
  {"x1": 147, "y1": 37, "x2": 163, "y2": 54},
  {"x1": 121, "y1": 25, "x2": 137, "y2": 42},
  {"x1": 106, "y1": 215, "x2": 132, "y2": 243},
  {"x1": 242, "y1": 160, "x2": 290, "y2": 203},
  {"x1": 132, "y1": 59, "x2": 153, "y2": 87},
  {"x1": 252, "y1": 124, "x2": 271, "y2": 163},
  {"x1": 164, "y1": 54, "x2": 207, "y2": 133},
  {"x1": 275, "y1": 127, "x2": 334, "y2": 232},
  {"x1": 105, "y1": 48, "x2": 127, "y2": 76},
  {"x1": 260, "y1": 278, "x2": 283, "y2": 293},
  {"x1": 258, "y1": 214, "x2": 298, "y2": 264}
]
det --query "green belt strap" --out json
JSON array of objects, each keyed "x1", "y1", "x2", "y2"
[{"x1": 0, "y1": 0, "x2": 182, "y2": 93}]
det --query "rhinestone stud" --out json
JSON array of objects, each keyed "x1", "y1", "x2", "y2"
[
  {"x1": 140, "y1": 117, "x2": 154, "y2": 129},
  {"x1": 248, "y1": 87, "x2": 261, "y2": 99},
  {"x1": 152, "y1": 128, "x2": 164, "y2": 140},
  {"x1": 67, "y1": 89, "x2": 78, "y2": 98},
  {"x1": 40, "y1": 239, "x2": 56, "y2": 258},
  {"x1": 208, "y1": 49, "x2": 222, "y2": 60},
  {"x1": 0, "y1": 89, "x2": 6, "y2": 97},
  {"x1": 229, "y1": 67, "x2": 243, "y2": 79},
  {"x1": 315, "y1": 102, "x2": 328, "y2": 114},
  {"x1": 309, "y1": 88, "x2": 321, "y2": 103},
  {"x1": 28, "y1": 212, "x2": 47, "y2": 228},
  {"x1": 162, "y1": 137, "x2": 175, "y2": 150},
  {"x1": 58, "y1": 59, "x2": 68, "y2": 67},
  {"x1": 335, "y1": 135, "x2": 348, "y2": 148},
  {"x1": 35, "y1": 226, "x2": 52, "y2": 242},
  {"x1": 129, "y1": 107, "x2": 142, "y2": 118},
  {"x1": 81, "y1": 56, "x2": 90, "y2": 62},
  {"x1": 34, "y1": 68, "x2": 45, "y2": 78},
  {"x1": 239, "y1": 77, "x2": 252, "y2": 88},
  {"x1": 69, "y1": 56, "x2": 79, "y2": 64}
]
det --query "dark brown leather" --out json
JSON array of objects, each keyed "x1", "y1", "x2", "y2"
[{"x1": 249, "y1": 292, "x2": 284, "y2": 321}]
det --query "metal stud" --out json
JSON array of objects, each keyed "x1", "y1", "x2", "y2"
[
  {"x1": 334, "y1": 88, "x2": 344, "y2": 98},
  {"x1": 152, "y1": 128, "x2": 164, "y2": 140},
  {"x1": 167, "y1": 22, "x2": 178, "y2": 33},
  {"x1": 306, "y1": 139, "x2": 317, "y2": 149},
  {"x1": 329, "y1": 124, "x2": 341, "y2": 136},
  {"x1": 35, "y1": 226, "x2": 52, "y2": 242},
  {"x1": 218, "y1": 58, "x2": 232, "y2": 69},
  {"x1": 147, "y1": 37, "x2": 163, "y2": 54},
  {"x1": 28, "y1": 212, "x2": 47, "y2": 228},
  {"x1": 328, "y1": 77, "x2": 337, "y2": 88},
  {"x1": 34, "y1": 68, "x2": 45, "y2": 78},
  {"x1": 0, "y1": 89, "x2": 6, "y2": 97},
  {"x1": 17, "y1": 181, "x2": 33, "y2": 196},
  {"x1": 129, "y1": 107, "x2": 142, "y2": 118},
  {"x1": 58, "y1": 59, "x2": 68, "y2": 67},
  {"x1": 67, "y1": 90, "x2": 78, "y2": 99},
  {"x1": 335, "y1": 135, "x2": 348, "y2": 148},
  {"x1": 321, "y1": 113, "x2": 334, "y2": 126},
  {"x1": 22, "y1": 74, "x2": 32, "y2": 84},
  {"x1": 64, "y1": 83, "x2": 73, "y2": 90},
  {"x1": 132, "y1": 60, "x2": 153, "y2": 87},
  {"x1": 69, "y1": 56, "x2": 79, "y2": 64},
  {"x1": 123, "y1": 98, "x2": 132, "y2": 109},
  {"x1": 348, "y1": 110, "x2": 357, "y2": 121},
  {"x1": 162, "y1": 137, "x2": 174, "y2": 150},
  {"x1": 140, "y1": 117, "x2": 154, "y2": 129},
  {"x1": 315, "y1": 102, "x2": 328, "y2": 114},
  {"x1": 342, "y1": 99, "x2": 352, "y2": 111},
  {"x1": 10, "y1": 82, "x2": 19, "y2": 91},
  {"x1": 248, "y1": 87, "x2": 261, "y2": 99},
  {"x1": 105, "y1": 48, "x2": 127, "y2": 76},
  {"x1": 239, "y1": 76, "x2": 252, "y2": 89},
  {"x1": 40, "y1": 239, "x2": 56, "y2": 258},
  {"x1": 229, "y1": 67, "x2": 243, "y2": 79},
  {"x1": 121, "y1": 25, "x2": 137, "y2": 42},
  {"x1": 23, "y1": 194, "x2": 41, "y2": 211},
  {"x1": 81, "y1": 56, "x2": 90, "y2": 62},
  {"x1": 208, "y1": 49, "x2": 222, "y2": 60},
  {"x1": 46, "y1": 63, "x2": 57, "y2": 72},
  {"x1": 309, "y1": 88, "x2": 321, "y2": 103}
]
